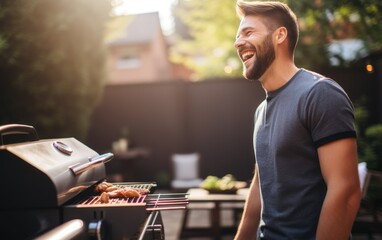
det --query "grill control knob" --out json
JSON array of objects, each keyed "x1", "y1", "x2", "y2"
[
  {"x1": 146, "y1": 224, "x2": 164, "y2": 240},
  {"x1": 88, "y1": 220, "x2": 105, "y2": 240}
]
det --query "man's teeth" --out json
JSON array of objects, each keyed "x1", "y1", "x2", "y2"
[{"x1": 242, "y1": 51, "x2": 254, "y2": 61}]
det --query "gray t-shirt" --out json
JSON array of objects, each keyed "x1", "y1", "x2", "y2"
[{"x1": 254, "y1": 69, "x2": 356, "y2": 239}]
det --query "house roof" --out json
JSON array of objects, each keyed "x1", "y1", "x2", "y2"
[{"x1": 105, "y1": 12, "x2": 162, "y2": 46}]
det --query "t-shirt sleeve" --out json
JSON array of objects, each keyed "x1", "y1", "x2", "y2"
[{"x1": 303, "y1": 79, "x2": 356, "y2": 148}]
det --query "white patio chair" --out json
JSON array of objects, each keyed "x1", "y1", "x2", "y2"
[{"x1": 170, "y1": 153, "x2": 203, "y2": 191}]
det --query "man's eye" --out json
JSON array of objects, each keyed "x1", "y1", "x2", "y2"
[{"x1": 245, "y1": 31, "x2": 253, "y2": 36}]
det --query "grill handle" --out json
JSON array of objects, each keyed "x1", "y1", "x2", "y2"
[
  {"x1": 70, "y1": 152, "x2": 114, "y2": 175},
  {"x1": 34, "y1": 219, "x2": 85, "y2": 240},
  {"x1": 0, "y1": 124, "x2": 39, "y2": 145}
]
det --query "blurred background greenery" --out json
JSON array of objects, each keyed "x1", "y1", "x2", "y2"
[
  {"x1": 171, "y1": 0, "x2": 382, "y2": 78},
  {"x1": 0, "y1": 0, "x2": 110, "y2": 140}
]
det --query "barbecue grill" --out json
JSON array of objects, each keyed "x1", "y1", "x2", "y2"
[{"x1": 0, "y1": 124, "x2": 188, "y2": 240}]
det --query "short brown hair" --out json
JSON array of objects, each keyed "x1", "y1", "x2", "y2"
[{"x1": 236, "y1": 0, "x2": 299, "y2": 55}]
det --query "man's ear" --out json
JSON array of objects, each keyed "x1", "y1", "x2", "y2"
[{"x1": 275, "y1": 27, "x2": 287, "y2": 44}]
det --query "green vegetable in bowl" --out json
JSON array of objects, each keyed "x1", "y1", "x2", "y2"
[
  {"x1": 200, "y1": 175, "x2": 220, "y2": 189},
  {"x1": 217, "y1": 174, "x2": 236, "y2": 190},
  {"x1": 200, "y1": 174, "x2": 238, "y2": 190}
]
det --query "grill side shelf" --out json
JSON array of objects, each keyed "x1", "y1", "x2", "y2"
[{"x1": 145, "y1": 193, "x2": 189, "y2": 211}]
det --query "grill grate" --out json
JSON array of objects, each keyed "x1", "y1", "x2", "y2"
[
  {"x1": 78, "y1": 195, "x2": 147, "y2": 206},
  {"x1": 73, "y1": 182, "x2": 156, "y2": 206},
  {"x1": 112, "y1": 183, "x2": 155, "y2": 190},
  {"x1": 70, "y1": 183, "x2": 190, "y2": 211}
]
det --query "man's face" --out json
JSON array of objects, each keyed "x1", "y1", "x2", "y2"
[{"x1": 235, "y1": 15, "x2": 275, "y2": 80}]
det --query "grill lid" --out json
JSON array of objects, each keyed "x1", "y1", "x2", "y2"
[{"x1": 0, "y1": 124, "x2": 112, "y2": 209}]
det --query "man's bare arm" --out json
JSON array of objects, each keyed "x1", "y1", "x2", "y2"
[
  {"x1": 235, "y1": 165, "x2": 262, "y2": 240},
  {"x1": 316, "y1": 138, "x2": 362, "y2": 240}
]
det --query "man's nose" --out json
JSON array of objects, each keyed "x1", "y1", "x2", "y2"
[{"x1": 234, "y1": 37, "x2": 245, "y2": 49}]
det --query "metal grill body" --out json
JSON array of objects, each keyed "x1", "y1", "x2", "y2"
[{"x1": 0, "y1": 124, "x2": 187, "y2": 240}]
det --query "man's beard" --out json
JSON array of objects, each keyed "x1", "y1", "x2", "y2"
[{"x1": 243, "y1": 33, "x2": 275, "y2": 80}]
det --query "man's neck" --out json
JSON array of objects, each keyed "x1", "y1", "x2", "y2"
[{"x1": 259, "y1": 59, "x2": 299, "y2": 93}]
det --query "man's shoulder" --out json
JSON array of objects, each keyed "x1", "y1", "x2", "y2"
[
  {"x1": 297, "y1": 68, "x2": 343, "y2": 92},
  {"x1": 299, "y1": 68, "x2": 330, "y2": 82}
]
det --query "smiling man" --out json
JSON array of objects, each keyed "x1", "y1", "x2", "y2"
[{"x1": 233, "y1": 1, "x2": 361, "y2": 240}]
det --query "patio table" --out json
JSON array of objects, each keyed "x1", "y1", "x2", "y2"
[{"x1": 180, "y1": 187, "x2": 249, "y2": 240}]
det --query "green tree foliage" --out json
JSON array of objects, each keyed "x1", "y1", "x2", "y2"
[
  {"x1": 355, "y1": 99, "x2": 382, "y2": 171},
  {"x1": 287, "y1": 0, "x2": 382, "y2": 68},
  {"x1": 0, "y1": 0, "x2": 110, "y2": 141},
  {"x1": 171, "y1": 0, "x2": 382, "y2": 79},
  {"x1": 170, "y1": 0, "x2": 241, "y2": 80}
]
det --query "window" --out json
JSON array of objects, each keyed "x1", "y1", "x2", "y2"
[{"x1": 116, "y1": 53, "x2": 141, "y2": 69}]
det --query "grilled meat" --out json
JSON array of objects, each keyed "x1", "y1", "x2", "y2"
[{"x1": 95, "y1": 181, "x2": 148, "y2": 203}]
